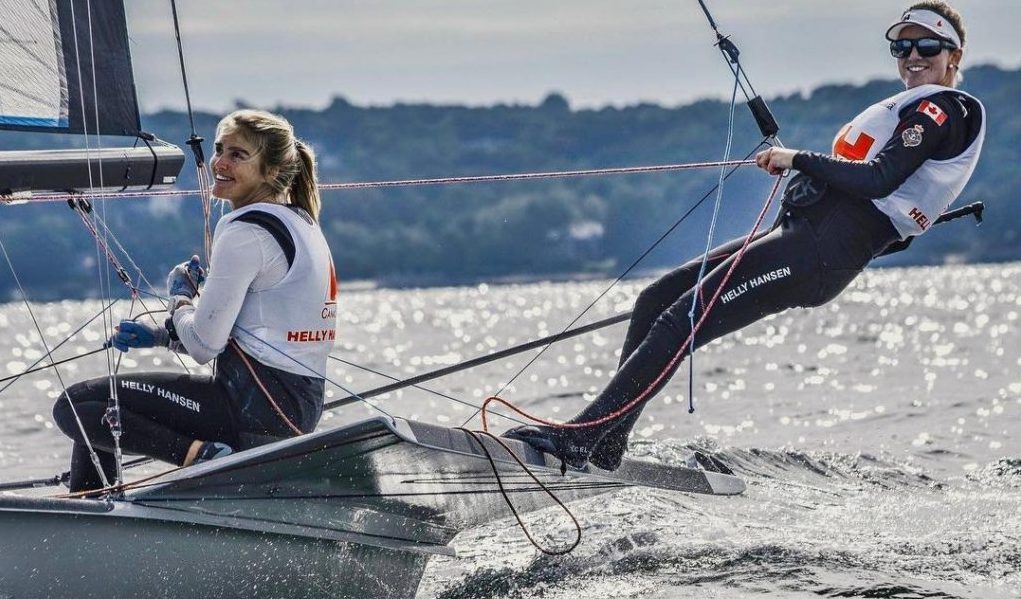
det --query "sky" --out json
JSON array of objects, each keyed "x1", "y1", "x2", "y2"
[{"x1": 125, "y1": 0, "x2": 1021, "y2": 113}]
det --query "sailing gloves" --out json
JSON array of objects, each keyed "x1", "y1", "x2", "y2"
[
  {"x1": 106, "y1": 256, "x2": 205, "y2": 352},
  {"x1": 166, "y1": 255, "x2": 206, "y2": 315},
  {"x1": 109, "y1": 320, "x2": 170, "y2": 352}
]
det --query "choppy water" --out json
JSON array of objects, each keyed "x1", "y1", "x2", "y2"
[{"x1": 1, "y1": 263, "x2": 1019, "y2": 598}]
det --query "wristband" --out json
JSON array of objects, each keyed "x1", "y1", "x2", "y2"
[{"x1": 165, "y1": 317, "x2": 180, "y2": 342}]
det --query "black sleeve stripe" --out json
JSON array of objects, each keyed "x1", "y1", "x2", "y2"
[{"x1": 235, "y1": 211, "x2": 296, "y2": 270}]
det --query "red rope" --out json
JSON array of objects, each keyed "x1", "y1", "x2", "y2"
[
  {"x1": 70, "y1": 201, "x2": 135, "y2": 295},
  {"x1": 16, "y1": 159, "x2": 755, "y2": 204},
  {"x1": 480, "y1": 175, "x2": 784, "y2": 433},
  {"x1": 230, "y1": 340, "x2": 303, "y2": 436}
]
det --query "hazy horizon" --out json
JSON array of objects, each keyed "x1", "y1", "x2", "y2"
[{"x1": 125, "y1": 1, "x2": 1021, "y2": 114}]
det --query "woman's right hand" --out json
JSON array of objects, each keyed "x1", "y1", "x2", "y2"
[
  {"x1": 167, "y1": 255, "x2": 205, "y2": 299},
  {"x1": 756, "y1": 147, "x2": 798, "y2": 176}
]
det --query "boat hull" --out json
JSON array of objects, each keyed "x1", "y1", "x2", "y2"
[
  {"x1": 0, "y1": 497, "x2": 427, "y2": 599},
  {"x1": 0, "y1": 417, "x2": 745, "y2": 598}
]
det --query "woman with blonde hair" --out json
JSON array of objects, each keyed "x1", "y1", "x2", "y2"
[{"x1": 54, "y1": 110, "x2": 338, "y2": 492}]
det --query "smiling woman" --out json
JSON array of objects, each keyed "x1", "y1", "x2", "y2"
[
  {"x1": 504, "y1": 0, "x2": 988, "y2": 472},
  {"x1": 889, "y1": 1, "x2": 966, "y2": 88},
  {"x1": 52, "y1": 110, "x2": 339, "y2": 493}
]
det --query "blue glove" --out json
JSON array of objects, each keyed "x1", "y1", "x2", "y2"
[
  {"x1": 167, "y1": 255, "x2": 206, "y2": 299},
  {"x1": 109, "y1": 320, "x2": 169, "y2": 352}
]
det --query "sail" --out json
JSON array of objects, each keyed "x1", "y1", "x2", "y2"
[
  {"x1": 0, "y1": 0, "x2": 141, "y2": 136},
  {"x1": 0, "y1": 0, "x2": 184, "y2": 195}
]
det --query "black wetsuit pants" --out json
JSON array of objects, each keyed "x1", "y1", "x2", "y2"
[
  {"x1": 574, "y1": 194, "x2": 900, "y2": 462},
  {"x1": 52, "y1": 345, "x2": 324, "y2": 492}
]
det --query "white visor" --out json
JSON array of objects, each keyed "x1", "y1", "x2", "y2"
[{"x1": 886, "y1": 9, "x2": 962, "y2": 48}]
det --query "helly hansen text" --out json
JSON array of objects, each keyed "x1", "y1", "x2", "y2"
[
  {"x1": 287, "y1": 329, "x2": 336, "y2": 342},
  {"x1": 909, "y1": 207, "x2": 930, "y2": 230},
  {"x1": 120, "y1": 380, "x2": 200, "y2": 413},
  {"x1": 721, "y1": 267, "x2": 792, "y2": 304}
]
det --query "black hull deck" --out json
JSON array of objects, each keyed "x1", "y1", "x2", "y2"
[{"x1": 0, "y1": 417, "x2": 745, "y2": 598}]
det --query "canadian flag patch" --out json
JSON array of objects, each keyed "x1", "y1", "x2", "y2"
[{"x1": 917, "y1": 100, "x2": 948, "y2": 126}]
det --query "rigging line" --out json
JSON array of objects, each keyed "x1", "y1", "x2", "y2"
[
  {"x1": 459, "y1": 142, "x2": 769, "y2": 427},
  {"x1": 324, "y1": 311, "x2": 632, "y2": 412},
  {"x1": 57, "y1": 0, "x2": 111, "y2": 490},
  {"x1": 83, "y1": 0, "x2": 127, "y2": 486},
  {"x1": 168, "y1": 0, "x2": 215, "y2": 262},
  {"x1": 479, "y1": 176, "x2": 784, "y2": 433},
  {"x1": 0, "y1": 348, "x2": 107, "y2": 387},
  {"x1": 326, "y1": 354, "x2": 531, "y2": 426},
  {"x1": 69, "y1": 200, "x2": 132, "y2": 291},
  {"x1": 229, "y1": 324, "x2": 400, "y2": 423},
  {"x1": 0, "y1": 233, "x2": 109, "y2": 489},
  {"x1": 169, "y1": 0, "x2": 198, "y2": 138},
  {"x1": 696, "y1": 0, "x2": 756, "y2": 103},
  {"x1": 0, "y1": 298, "x2": 118, "y2": 392},
  {"x1": 458, "y1": 428, "x2": 582, "y2": 556},
  {"x1": 81, "y1": 3, "x2": 116, "y2": 318},
  {"x1": 84, "y1": 206, "x2": 167, "y2": 299},
  {"x1": 67, "y1": 209, "x2": 194, "y2": 375},
  {"x1": 319, "y1": 160, "x2": 753, "y2": 189},
  {"x1": 22, "y1": 159, "x2": 758, "y2": 203},
  {"x1": 686, "y1": 71, "x2": 741, "y2": 415},
  {"x1": 129, "y1": 286, "x2": 195, "y2": 376},
  {"x1": 696, "y1": 0, "x2": 783, "y2": 147}
]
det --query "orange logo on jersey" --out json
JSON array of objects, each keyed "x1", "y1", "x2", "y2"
[
  {"x1": 325, "y1": 257, "x2": 337, "y2": 303},
  {"x1": 322, "y1": 257, "x2": 338, "y2": 319},
  {"x1": 833, "y1": 125, "x2": 876, "y2": 161}
]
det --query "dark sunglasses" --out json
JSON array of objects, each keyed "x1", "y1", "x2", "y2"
[{"x1": 890, "y1": 37, "x2": 957, "y2": 59}]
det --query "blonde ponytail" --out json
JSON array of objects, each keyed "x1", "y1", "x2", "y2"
[
  {"x1": 290, "y1": 140, "x2": 321, "y2": 221},
  {"x1": 216, "y1": 109, "x2": 322, "y2": 221}
]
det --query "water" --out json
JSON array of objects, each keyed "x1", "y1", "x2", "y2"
[{"x1": 1, "y1": 263, "x2": 1019, "y2": 598}]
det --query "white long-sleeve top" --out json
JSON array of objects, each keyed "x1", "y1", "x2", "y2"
[{"x1": 172, "y1": 220, "x2": 288, "y2": 365}]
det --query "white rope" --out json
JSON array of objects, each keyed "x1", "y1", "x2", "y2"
[{"x1": 685, "y1": 71, "x2": 743, "y2": 414}]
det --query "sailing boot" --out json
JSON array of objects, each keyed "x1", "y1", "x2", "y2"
[
  {"x1": 588, "y1": 396, "x2": 654, "y2": 471},
  {"x1": 586, "y1": 416, "x2": 635, "y2": 471},
  {"x1": 502, "y1": 425, "x2": 592, "y2": 469},
  {"x1": 506, "y1": 309, "x2": 688, "y2": 470},
  {"x1": 193, "y1": 441, "x2": 234, "y2": 464}
]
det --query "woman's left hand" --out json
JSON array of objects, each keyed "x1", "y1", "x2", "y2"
[
  {"x1": 108, "y1": 320, "x2": 169, "y2": 352},
  {"x1": 755, "y1": 147, "x2": 798, "y2": 176}
]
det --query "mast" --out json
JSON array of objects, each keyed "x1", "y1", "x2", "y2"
[{"x1": 695, "y1": 0, "x2": 780, "y2": 140}]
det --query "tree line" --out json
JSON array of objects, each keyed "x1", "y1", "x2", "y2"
[{"x1": 1, "y1": 65, "x2": 1017, "y2": 300}]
